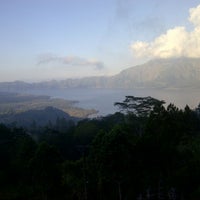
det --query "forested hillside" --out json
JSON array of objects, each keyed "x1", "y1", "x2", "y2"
[{"x1": 1, "y1": 96, "x2": 200, "y2": 199}]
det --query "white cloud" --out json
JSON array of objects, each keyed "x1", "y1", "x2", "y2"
[
  {"x1": 37, "y1": 54, "x2": 104, "y2": 70},
  {"x1": 131, "y1": 4, "x2": 200, "y2": 59},
  {"x1": 189, "y1": 4, "x2": 200, "y2": 26}
]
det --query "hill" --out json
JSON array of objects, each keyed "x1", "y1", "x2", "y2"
[
  {"x1": 0, "y1": 92, "x2": 97, "y2": 118},
  {"x1": 0, "y1": 106, "x2": 78, "y2": 128}
]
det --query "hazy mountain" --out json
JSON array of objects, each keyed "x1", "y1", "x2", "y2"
[
  {"x1": 112, "y1": 57, "x2": 200, "y2": 88},
  {"x1": 1, "y1": 57, "x2": 200, "y2": 89}
]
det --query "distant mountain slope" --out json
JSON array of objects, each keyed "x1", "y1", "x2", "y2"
[
  {"x1": 113, "y1": 57, "x2": 200, "y2": 88},
  {"x1": 0, "y1": 106, "x2": 78, "y2": 128},
  {"x1": 1, "y1": 57, "x2": 200, "y2": 89}
]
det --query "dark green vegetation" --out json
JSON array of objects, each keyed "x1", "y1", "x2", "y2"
[{"x1": 1, "y1": 96, "x2": 200, "y2": 199}]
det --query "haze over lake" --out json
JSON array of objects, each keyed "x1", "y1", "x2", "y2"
[{"x1": 18, "y1": 88, "x2": 200, "y2": 117}]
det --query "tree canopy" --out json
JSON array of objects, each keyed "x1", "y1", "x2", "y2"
[
  {"x1": 1, "y1": 96, "x2": 200, "y2": 200},
  {"x1": 114, "y1": 96, "x2": 165, "y2": 117}
]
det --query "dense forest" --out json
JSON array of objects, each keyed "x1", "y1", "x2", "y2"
[{"x1": 1, "y1": 96, "x2": 200, "y2": 200}]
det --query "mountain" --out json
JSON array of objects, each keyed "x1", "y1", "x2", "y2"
[
  {"x1": 1, "y1": 57, "x2": 200, "y2": 89},
  {"x1": 112, "y1": 57, "x2": 200, "y2": 88}
]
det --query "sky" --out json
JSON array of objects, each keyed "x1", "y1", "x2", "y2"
[{"x1": 0, "y1": 0, "x2": 200, "y2": 82}]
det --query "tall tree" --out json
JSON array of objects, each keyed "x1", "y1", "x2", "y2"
[{"x1": 114, "y1": 96, "x2": 165, "y2": 117}]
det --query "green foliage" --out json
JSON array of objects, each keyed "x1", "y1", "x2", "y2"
[
  {"x1": 62, "y1": 160, "x2": 85, "y2": 200},
  {"x1": 74, "y1": 119, "x2": 100, "y2": 145},
  {"x1": 115, "y1": 96, "x2": 165, "y2": 117},
  {"x1": 2, "y1": 96, "x2": 200, "y2": 199},
  {"x1": 30, "y1": 142, "x2": 63, "y2": 199}
]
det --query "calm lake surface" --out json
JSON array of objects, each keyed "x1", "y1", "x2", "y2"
[{"x1": 22, "y1": 88, "x2": 200, "y2": 117}]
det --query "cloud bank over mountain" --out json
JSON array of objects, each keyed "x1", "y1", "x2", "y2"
[{"x1": 131, "y1": 4, "x2": 200, "y2": 59}]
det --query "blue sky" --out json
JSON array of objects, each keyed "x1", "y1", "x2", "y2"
[{"x1": 0, "y1": 0, "x2": 199, "y2": 82}]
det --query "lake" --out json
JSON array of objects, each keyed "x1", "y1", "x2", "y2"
[{"x1": 20, "y1": 88, "x2": 200, "y2": 117}]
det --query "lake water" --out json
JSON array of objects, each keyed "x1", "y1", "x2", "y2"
[{"x1": 21, "y1": 88, "x2": 200, "y2": 117}]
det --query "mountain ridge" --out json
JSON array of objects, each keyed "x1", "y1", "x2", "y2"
[
  {"x1": 1, "y1": 57, "x2": 200, "y2": 90},
  {"x1": 113, "y1": 57, "x2": 200, "y2": 88}
]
